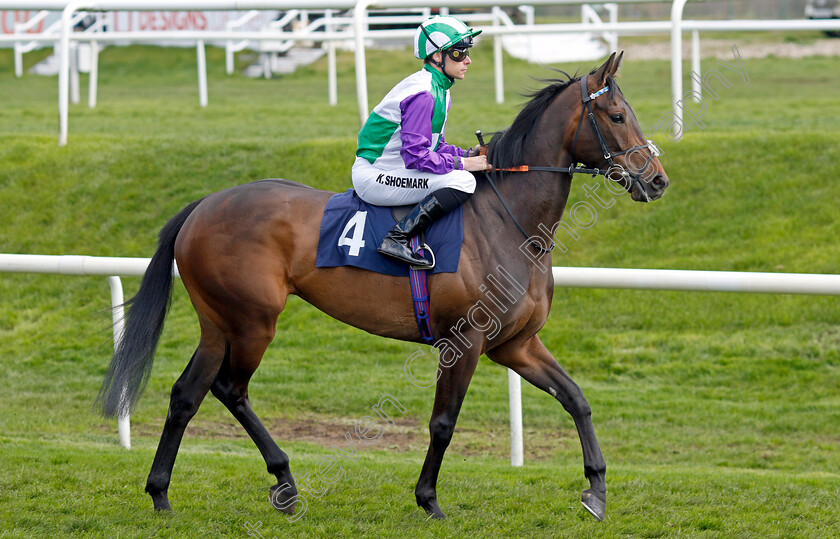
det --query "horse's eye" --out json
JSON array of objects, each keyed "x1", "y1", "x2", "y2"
[{"x1": 610, "y1": 113, "x2": 625, "y2": 124}]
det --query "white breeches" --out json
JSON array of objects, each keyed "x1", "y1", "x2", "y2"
[{"x1": 352, "y1": 156, "x2": 476, "y2": 206}]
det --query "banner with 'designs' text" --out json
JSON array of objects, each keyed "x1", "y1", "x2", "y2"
[
  {"x1": 110, "y1": 10, "x2": 280, "y2": 34},
  {"x1": 1, "y1": 10, "x2": 48, "y2": 34},
  {"x1": 2, "y1": 10, "x2": 280, "y2": 46}
]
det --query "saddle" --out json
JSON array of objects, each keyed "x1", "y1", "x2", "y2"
[{"x1": 390, "y1": 205, "x2": 413, "y2": 221}]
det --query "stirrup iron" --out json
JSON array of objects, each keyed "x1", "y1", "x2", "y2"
[{"x1": 410, "y1": 243, "x2": 436, "y2": 271}]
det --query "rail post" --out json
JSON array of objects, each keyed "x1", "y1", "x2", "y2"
[{"x1": 107, "y1": 275, "x2": 130, "y2": 449}]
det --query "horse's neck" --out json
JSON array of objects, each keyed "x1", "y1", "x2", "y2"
[
  {"x1": 498, "y1": 120, "x2": 576, "y2": 233},
  {"x1": 492, "y1": 169, "x2": 573, "y2": 239},
  {"x1": 473, "y1": 89, "x2": 579, "y2": 249}
]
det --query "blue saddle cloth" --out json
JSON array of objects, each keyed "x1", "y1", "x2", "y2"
[{"x1": 316, "y1": 189, "x2": 463, "y2": 277}]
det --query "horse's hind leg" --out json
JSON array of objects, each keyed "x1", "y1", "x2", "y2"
[
  {"x1": 487, "y1": 334, "x2": 607, "y2": 521},
  {"x1": 145, "y1": 322, "x2": 226, "y2": 510},
  {"x1": 210, "y1": 333, "x2": 297, "y2": 514}
]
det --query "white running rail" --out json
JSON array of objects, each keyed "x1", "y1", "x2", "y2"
[
  {"x1": 0, "y1": 254, "x2": 178, "y2": 450},
  {"x1": 5, "y1": 252, "x2": 840, "y2": 465}
]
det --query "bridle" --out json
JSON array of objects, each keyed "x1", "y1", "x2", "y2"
[
  {"x1": 481, "y1": 73, "x2": 661, "y2": 254},
  {"x1": 570, "y1": 75, "x2": 659, "y2": 200}
]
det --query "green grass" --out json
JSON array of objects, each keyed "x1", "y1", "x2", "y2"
[{"x1": 2, "y1": 42, "x2": 840, "y2": 537}]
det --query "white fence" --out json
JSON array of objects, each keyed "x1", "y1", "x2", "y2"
[
  {"x1": 6, "y1": 0, "x2": 840, "y2": 145},
  {"x1": 0, "y1": 254, "x2": 180, "y2": 450},
  {"x1": 4, "y1": 252, "x2": 840, "y2": 465}
]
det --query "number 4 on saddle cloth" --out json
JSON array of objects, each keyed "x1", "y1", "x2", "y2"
[
  {"x1": 316, "y1": 189, "x2": 464, "y2": 343},
  {"x1": 316, "y1": 189, "x2": 463, "y2": 276}
]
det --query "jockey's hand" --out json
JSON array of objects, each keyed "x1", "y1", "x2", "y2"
[
  {"x1": 466, "y1": 146, "x2": 487, "y2": 158},
  {"x1": 462, "y1": 155, "x2": 491, "y2": 172}
]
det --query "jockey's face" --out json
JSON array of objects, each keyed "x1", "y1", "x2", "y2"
[{"x1": 431, "y1": 49, "x2": 472, "y2": 80}]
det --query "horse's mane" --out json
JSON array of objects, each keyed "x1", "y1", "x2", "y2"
[{"x1": 486, "y1": 68, "x2": 618, "y2": 169}]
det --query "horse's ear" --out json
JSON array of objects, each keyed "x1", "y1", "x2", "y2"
[
  {"x1": 594, "y1": 52, "x2": 617, "y2": 86},
  {"x1": 612, "y1": 51, "x2": 624, "y2": 76}
]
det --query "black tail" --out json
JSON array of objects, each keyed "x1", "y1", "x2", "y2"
[{"x1": 97, "y1": 199, "x2": 204, "y2": 418}]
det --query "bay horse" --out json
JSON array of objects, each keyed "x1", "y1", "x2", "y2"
[{"x1": 97, "y1": 52, "x2": 668, "y2": 522}]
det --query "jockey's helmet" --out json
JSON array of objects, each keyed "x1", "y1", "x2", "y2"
[{"x1": 413, "y1": 15, "x2": 482, "y2": 60}]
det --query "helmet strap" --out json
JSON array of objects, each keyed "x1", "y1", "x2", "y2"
[
  {"x1": 427, "y1": 53, "x2": 455, "y2": 83},
  {"x1": 420, "y1": 23, "x2": 456, "y2": 83},
  {"x1": 427, "y1": 52, "x2": 444, "y2": 69},
  {"x1": 440, "y1": 55, "x2": 455, "y2": 83}
]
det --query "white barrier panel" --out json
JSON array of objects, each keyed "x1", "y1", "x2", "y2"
[
  {"x1": 1, "y1": 8, "x2": 53, "y2": 34},
  {"x1": 109, "y1": 9, "x2": 276, "y2": 33}
]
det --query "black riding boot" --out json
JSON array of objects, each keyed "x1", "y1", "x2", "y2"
[{"x1": 378, "y1": 194, "x2": 447, "y2": 268}]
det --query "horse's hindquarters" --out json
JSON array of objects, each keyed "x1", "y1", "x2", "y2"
[{"x1": 174, "y1": 181, "x2": 329, "y2": 336}]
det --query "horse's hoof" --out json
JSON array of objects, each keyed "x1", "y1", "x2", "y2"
[
  {"x1": 149, "y1": 493, "x2": 172, "y2": 512},
  {"x1": 581, "y1": 489, "x2": 606, "y2": 521},
  {"x1": 269, "y1": 483, "x2": 297, "y2": 515},
  {"x1": 416, "y1": 495, "x2": 446, "y2": 519},
  {"x1": 425, "y1": 507, "x2": 447, "y2": 520}
]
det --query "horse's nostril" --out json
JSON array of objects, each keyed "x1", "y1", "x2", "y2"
[{"x1": 652, "y1": 175, "x2": 666, "y2": 189}]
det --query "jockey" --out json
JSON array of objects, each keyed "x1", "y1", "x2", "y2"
[{"x1": 352, "y1": 15, "x2": 491, "y2": 268}]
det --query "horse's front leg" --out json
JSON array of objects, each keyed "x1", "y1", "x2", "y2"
[
  {"x1": 487, "y1": 334, "x2": 607, "y2": 521},
  {"x1": 414, "y1": 348, "x2": 481, "y2": 519}
]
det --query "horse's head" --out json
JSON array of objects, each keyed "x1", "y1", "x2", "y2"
[{"x1": 571, "y1": 52, "x2": 670, "y2": 202}]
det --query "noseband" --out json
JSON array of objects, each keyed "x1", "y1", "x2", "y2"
[{"x1": 482, "y1": 74, "x2": 661, "y2": 253}]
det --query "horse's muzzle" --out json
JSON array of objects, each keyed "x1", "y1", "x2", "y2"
[{"x1": 631, "y1": 172, "x2": 669, "y2": 202}]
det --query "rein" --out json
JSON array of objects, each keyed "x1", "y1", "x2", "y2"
[
  {"x1": 482, "y1": 74, "x2": 660, "y2": 254},
  {"x1": 481, "y1": 169, "x2": 554, "y2": 254}
]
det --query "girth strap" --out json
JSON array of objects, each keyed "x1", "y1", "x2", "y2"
[{"x1": 409, "y1": 236, "x2": 435, "y2": 344}]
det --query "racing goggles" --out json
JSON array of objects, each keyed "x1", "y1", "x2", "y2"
[{"x1": 446, "y1": 47, "x2": 470, "y2": 62}]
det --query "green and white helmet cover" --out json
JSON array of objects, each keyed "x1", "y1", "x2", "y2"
[{"x1": 413, "y1": 15, "x2": 482, "y2": 60}]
